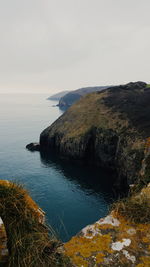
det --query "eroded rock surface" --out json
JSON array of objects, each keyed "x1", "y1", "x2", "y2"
[
  {"x1": 64, "y1": 185, "x2": 150, "y2": 267},
  {"x1": 26, "y1": 142, "x2": 40, "y2": 151}
]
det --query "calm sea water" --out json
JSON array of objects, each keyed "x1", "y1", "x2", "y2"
[{"x1": 0, "y1": 94, "x2": 115, "y2": 241}]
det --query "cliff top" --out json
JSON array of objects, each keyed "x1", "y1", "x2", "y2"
[
  {"x1": 58, "y1": 85, "x2": 109, "y2": 108},
  {"x1": 65, "y1": 184, "x2": 150, "y2": 267},
  {"x1": 41, "y1": 81, "x2": 149, "y2": 140}
]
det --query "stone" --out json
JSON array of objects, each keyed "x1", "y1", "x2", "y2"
[{"x1": 26, "y1": 142, "x2": 40, "y2": 152}]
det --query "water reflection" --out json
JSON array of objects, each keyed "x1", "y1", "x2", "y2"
[{"x1": 40, "y1": 150, "x2": 117, "y2": 202}]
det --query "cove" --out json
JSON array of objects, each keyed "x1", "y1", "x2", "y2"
[{"x1": 0, "y1": 93, "x2": 115, "y2": 241}]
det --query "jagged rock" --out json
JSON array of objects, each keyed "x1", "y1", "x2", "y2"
[{"x1": 26, "y1": 142, "x2": 40, "y2": 151}]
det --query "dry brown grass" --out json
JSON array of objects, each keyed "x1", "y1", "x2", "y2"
[
  {"x1": 113, "y1": 186, "x2": 150, "y2": 224},
  {"x1": 0, "y1": 181, "x2": 71, "y2": 267}
]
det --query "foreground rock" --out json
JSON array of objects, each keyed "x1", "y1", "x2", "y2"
[
  {"x1": 0, "y1": 181, "x2": 149, "y2": 266},
  {"x1": 26, "y1": 142, "x2": 40, "y2": 151},
  {"x1": 40, "y1": 81, "x2": 150, "y2": 189},
  {"x1": 64, "y1": 184, "x2": 150, "y2": 267}
]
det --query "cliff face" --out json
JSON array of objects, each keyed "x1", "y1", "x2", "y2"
[
  {"x1": 48, "y1": 90, "x2": 69, "y2": 101},
  {"x1": 40, "y1": 82, "x2": 150, "y2": 188}
]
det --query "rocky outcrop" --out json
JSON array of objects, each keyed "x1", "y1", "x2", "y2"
[
  {"x1": 26, "y1": 142, "x2": 40, "y2": 151},
  {"x1": 58, "y1": 86, "x2": 110, "y2": 108},
  {"x1": 64, "y1": 184, "x2": 150, "y2": 267},
  {"x1": 0, "y1": 180, "x2": 149, "y2": 266},
  {"x1": 40, "y1": 81, "x2": 150, "y2": 189}
]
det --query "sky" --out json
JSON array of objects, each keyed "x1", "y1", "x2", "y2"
[{"x1": 0, "y1": 0, "x2": 150, "y2": 94}]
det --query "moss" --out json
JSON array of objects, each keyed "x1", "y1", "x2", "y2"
[
  {"x1": 64, "y1": 234, "x2": 112, "y2": 266},
  {"x1": 65, "y1": 185, "x2": 150, "y2": 266},
  {"x1": 136, "y1": 256, "x2": 150, "y2": 267}
]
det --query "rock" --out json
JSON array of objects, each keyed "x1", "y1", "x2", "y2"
[
  {"x1": 47, "y1": 90, "x2": 69, "y2": 101},
  {"x1": 64, "y1": 185, "x2": 150, "y2": 267},
  {"x1": 26, "y1": 142, "x2": 40, "y2": 152},
  {"x1": 40, "y1": 81, "x2": 150, "y2": 189}
]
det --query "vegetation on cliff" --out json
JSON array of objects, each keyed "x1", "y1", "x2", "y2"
[
  {"x1": 40, "y1": 81, "x2": 150, "y2": 188},
  {"x1": 22, "y1": 81, "x2": 150, "y2": 266},
  {"x1": 1, "y1": 180, "x2": 150, "y2": 267},
  {"x1": 0, "y1": 181, "x2": 70, "y2": 267},
  {"x1": 58, "y1": 86, "x2": 109, "y2": 108},
  {"x1": 65, "y1": 184, "x2": 150, "y2": 267}
]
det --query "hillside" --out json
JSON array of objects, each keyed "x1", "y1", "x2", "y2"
[
  {"x1": 58, "y1": 86, "x2": 109, "y2": 108},
  {"x1": 47, "y1": 91, "x2": 69, "y2": 101},
  {"x1": 40, "y1": 81, "x2": 150, "y2": 189}
]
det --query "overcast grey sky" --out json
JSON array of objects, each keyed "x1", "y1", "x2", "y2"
[{"x1": 0, "y1": 0, "x2": 150, "y2": 93}]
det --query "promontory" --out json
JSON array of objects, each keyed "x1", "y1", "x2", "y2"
[{"x1": 40, "y1": 81, "x2": 150, "y2": 190}]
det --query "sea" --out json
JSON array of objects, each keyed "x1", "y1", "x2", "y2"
[{"x1": 0, "y1": 93, "x2": 115, "y2": 241}]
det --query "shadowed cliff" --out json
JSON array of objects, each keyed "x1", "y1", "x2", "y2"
[{"x1": 40, "y1": 81, "x2": 150, "y2": 189}]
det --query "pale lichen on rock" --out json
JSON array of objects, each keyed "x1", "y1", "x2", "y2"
[{"x1": 65, "y1": 186, "x2": 150, "y2": 266}]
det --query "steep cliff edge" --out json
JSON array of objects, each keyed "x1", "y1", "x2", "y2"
[
  {"x1": 64, "y1": 184, "x2": 150, "y2": 267},
  {"x1": 48, "y1": 91, "x2": 69, "y2": 101},
  {"x1": 40, "y1": 81, "x2": 150, "y2": 188},
  {"x1": 1, "y1": 181, "x2": 150, "y2": 267}
]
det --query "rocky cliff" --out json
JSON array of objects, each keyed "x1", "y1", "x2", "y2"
[
  {"x1": 1, "y1": 180, "x2": 150, "y2": 267},
  {"x1": 64, "y1": 184, "x2": 150, "y2": 267},
  {"x1": 58, "y1": 86, "x2": 109, "y2": 108},
  {"x1": 48, "y1": 91, "x2": 70, "y2": 101},
  {"x1": 40, "y1": 81, "x2": 150, "y2": 189}
]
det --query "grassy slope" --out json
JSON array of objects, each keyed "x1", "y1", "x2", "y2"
[
  {"x1": 58, "y1": 86, "x2": 109, "y2": 107},
  {"x1": 0, "y1": 181, "x2": 70, "y2": 267},
  {"x1": 46, "y1": 84, "x2": 150, "y2": 139},
  {"x1": 40, "y1": 82, "x2": 150, "y2": 188},
  {"x1": 43, "y1": 91, "x2": 128, "y2": 139}
]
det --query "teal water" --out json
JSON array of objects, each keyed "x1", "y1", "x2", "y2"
[{"x1": 0, "y1": 94, "x2": 115, "y2": 241}]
